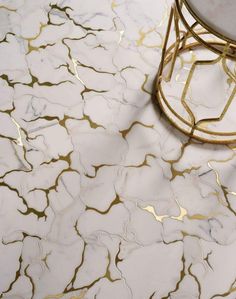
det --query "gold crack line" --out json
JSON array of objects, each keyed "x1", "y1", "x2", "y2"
[
  {"x1": 141, "y1": 74, "x2": 153, "y2": 95},
  {"x1": 0, "y1": 72, "x2": 72, "y2": 88},
  {"x1": 24, "y1": 265, "x2": 35, "y2": 299},
  {"x1": 210, "y1": 277, "x2": 236, "y2": 298},
  {"x1": 188, "y1": 264, "x2": 201, "y2": 299},
  {"x1": 0, "y1": 255, "x2": 23, "y2": 297},
  {"x1": 85, "y1": 163, "x2": 115, "y2": 179},
  {"x1": 142, "y1": 200, "x2": 187, "y2": 223},
  {"x1": 149, "y1": 292, "x2": 156, "y2": 299},
  {"x1": 119, "y1": 121, "x2": 154, "y2": 139},
  {"x1": 41, "y1": 251, "x2": 52, "y2": 271},
  {"x1": 28, "y1": 165, "x2": 79, "y2": 219},
  {"x1": 0, "y1": 32, "x2": 15, "y2": 43},
  {"x1": 203, "y1": 250, "x2": 213, "y2": 271},
  {"x1": 161, "y1": 255, "x2": 186, "y2": 299},
  {"x1": 162, "y1": 137, "x2": 195, "y2": 180},
  {"x1": 125, "y1": 153, "x2": 156, "y2": 168},
  {"x1": 64, "y1": 248, "x2": 120, "y2": 294},
  {"x1": 64, "y1": 242, "x2": 87, "y2": 293},
  {"x1": 0, "y1": 181, "x2": 43, "y2": 219},
  {"x1": 27, "y1": 42, "x2": 56, "y2": 55},
  {"x1": 0, "y1": 5, "x2": 16, "y2": 11},
  {"x1": 85, "y1": 193, "x2": 122, "y2": 215},
  {"x1": 2, "y1": 232, "x2": 41, "y2": 246},
  {"x1": 49, "y1": 4, "x2": 104, "y2": 32},
  {"x1": 208, "y1": 162, "x2": 236, "y2": 216},
  {"x1": 115, "y1": 241, "x2": 123, "y2": 267},
  {"x1": 75, "y1": 59, "x2": 116, "y2": 76}
]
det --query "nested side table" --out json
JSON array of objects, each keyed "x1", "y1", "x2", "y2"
[{"x1": 156, "y1": 0, "x2": 236, "y2": 143}]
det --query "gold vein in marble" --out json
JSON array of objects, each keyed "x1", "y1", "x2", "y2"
[
  {"x1": 161, "y1": 255, "x2": 186, "y2": 299},
  {"x1": 72, "y1": 58, "x2": 86, "y2": 85},
  {"x1": 163, "y1": 138, "x2": 198, "y2": 180},
  {"x1": 142, "y1": 202, "x2": 187, "y2": 222},
  {"x1": 0, "y1": 5, "x2": 16, "y2": 12},
  {"x1": 24, "y1": 265, "x2": 35, "y2": 298},
  {"x1": 188, "y1": 264, "x2": 201, "y2": 298},
  {"x1": 76, "y1": 59, "x2": 116, "y2": 76},
  {"x1": 136, "y1": 28, "x2": 162, "y2": 48},
  {"x1": 125, "y1": 153, "x2": 156, "y2": 168},
  {"x1": 64, "y1": 247, "x2": 119, "y2": 294},
  {"x1": 24, "y1": 23, "x2": 48, "y2": 54},
  {"x1": 0, "y1": 72, "x2": 72, "y2": 88},
  {"x1": 0, "y1": 255, "x2": 23, "y2": 297},
  {"x1": 115, "y1": 241, "x2": 123, "y2": 266},
  {"x1": 208, "y1": 162, "x2": 236, "y2": 216},
  {"x1": 49, "y1": 3, "x2": 104, "y2": 32},
  {"x1": 120, "y1": 121, "x2": 154, "y2": 139},
  {"x1": 210, "y1": 277, "x2": 236, "y2": 298},
  {"x1": 141, "y1": 74, "x2": 153, "y2": 95},
  {"x1": 85, "y1": 163, "x2": 115, "y2": 178},
  {"x1": 86, "y1": 193, "x2": 122, "y2": 214},
  {"x1": 204, "y1": 251, "x2": 213, "y2": 270},
  {"x1": 44, "y1": 294, "x2": 64, "y2": 299},
  {"x1": 149, "y1": 292, "x2": 156, "y2": 299}
]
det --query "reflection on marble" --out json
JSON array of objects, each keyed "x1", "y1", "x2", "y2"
[{"x1": 0, "y1": 0, "x2": 236, "y2": 298}]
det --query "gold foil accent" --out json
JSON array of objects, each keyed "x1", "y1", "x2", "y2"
[
  {"x1": 49, "y1": 4, "x2": 104, "y2": 32},
  {"x1": 142, "y1": 201, "x2": 187, "y2": 222},
  {"x1": 143, "y1": 205, "x2": 167, "y2": 222},
  {"x1": 11, "y1": 117, "x2": 23, "y2": 146},
  {"x1": 72, "y1": 58, "x2": 86, "y2": 85}
]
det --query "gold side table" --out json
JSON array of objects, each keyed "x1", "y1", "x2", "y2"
[{"x1": 156, "y1": 0, "x2": 236, "y2": 144}]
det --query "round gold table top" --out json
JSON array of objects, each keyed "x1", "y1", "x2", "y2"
[{"x1": 184, "y1": 0, "x2": 236, "y2": 43}]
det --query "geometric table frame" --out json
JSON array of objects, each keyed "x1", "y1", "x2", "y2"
[{"x1": 156, "y1": 0, "x2": 236, "y2": 143}]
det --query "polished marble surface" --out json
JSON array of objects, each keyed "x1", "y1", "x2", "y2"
[{"x1": 0, "y1": 0, "x2": 236, "y2": 298}]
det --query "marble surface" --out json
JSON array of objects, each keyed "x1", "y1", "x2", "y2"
[{"x1": 1, "y1": 0, "x2": 236, "y2": 299}]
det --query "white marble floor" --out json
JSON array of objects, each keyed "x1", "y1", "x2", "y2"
[{"x1": 0, "y1": 0, "x2": 236, "y2": 298}]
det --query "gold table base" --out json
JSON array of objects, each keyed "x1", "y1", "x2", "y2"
[{"x1": 156, "y1": 0, "x2": 236, "y2": 144}]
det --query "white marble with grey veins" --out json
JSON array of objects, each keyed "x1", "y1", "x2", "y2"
[{"x1": 0, "y1": 0, "x2": 236, "y2": 298}]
